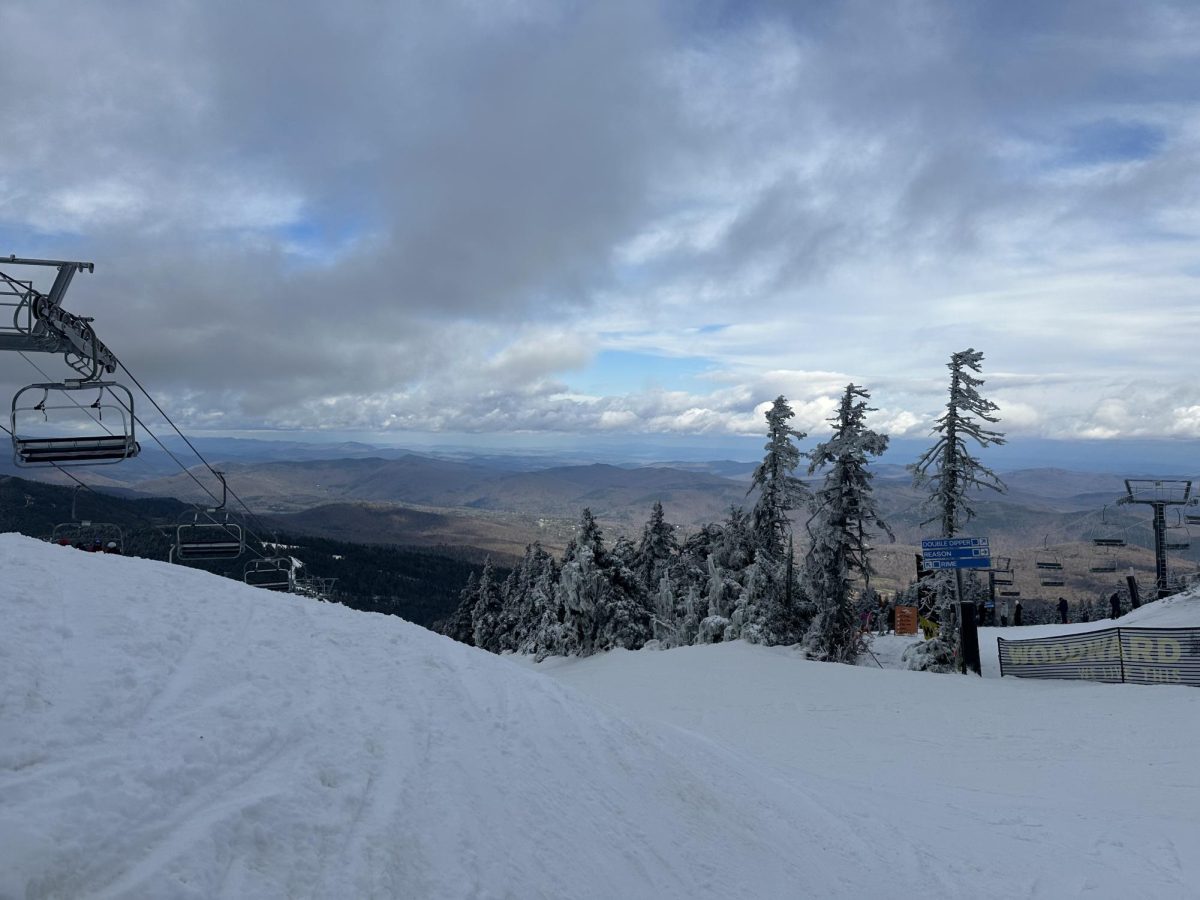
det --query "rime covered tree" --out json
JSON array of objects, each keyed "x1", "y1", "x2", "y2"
[
  {"x1": 803, "y1": 384, "x2": 892, "y2": 662},
  {"x1": 749, "y1": 396, "x2": 809, "y2": 559},
  {"x1": 556, "y1": 508, "x2": 650, "y2": 656},
  {"x1": 908, "y1": 349, "x2": 1006, "y2": 671},
  {"x1": 635, "y1": 501, "x2": 678, "y2": 588},
  {"x1": 910, "y1": 349, "x2": 1006, "y2": 537},
  {"x1": 505, "y1": 543, "x2": 558, "y2": 653},
  {"x1": 635, "y1": 502, "x2": 681, "y2": 644},
  {"x1": 470, "y1": 558, "x2": 504, "y2": 652},
  {"x1": 440, "y1": 571, "x2": 478, "y2": 646}
]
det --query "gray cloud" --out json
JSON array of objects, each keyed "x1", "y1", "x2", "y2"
[{"x1": 1, "y1": 0, "x2": 1198, "y2": 443}]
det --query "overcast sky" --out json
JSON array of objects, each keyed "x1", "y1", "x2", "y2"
[{"x1": 2, "y1": 0, "x2": 1199, "y2": 450}]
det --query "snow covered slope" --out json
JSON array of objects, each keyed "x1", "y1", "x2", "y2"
[
  {"x1": 522, "y1": 640, "x2": 1200, "y2": 899},
  {"x1": 4, "y1": 533, "x2": 1199, "y2": 899},
  {"x1": 2, "y1": 534, "x2": 872, "y2": 899}
]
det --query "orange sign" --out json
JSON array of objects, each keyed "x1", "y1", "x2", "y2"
[{"x1": 895, "y1": 605, "x2": 918, "y2": 636}]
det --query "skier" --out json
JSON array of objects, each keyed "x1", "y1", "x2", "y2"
[
  {"x1": 1000, "y1": 596, "x2": 1010, "y2": 627},
  {"x1": 1057, "y1": 596, "x2": 1069, "y2": 624},
  {"x1": 1013, "y1": 598, "x2": 1023, "y2": 626},
  {"x1": 1109, "y1": 590, "x2": 1121, "y2": 619}
]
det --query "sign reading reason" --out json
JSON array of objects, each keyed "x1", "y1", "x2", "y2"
[{"x1": 919, "y1": 537, "x2": 991, "y2": 570}]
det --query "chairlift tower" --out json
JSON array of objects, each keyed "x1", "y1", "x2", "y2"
[{"x1": 1122, "y1": 479, "x2": 1192, "y2": 599}]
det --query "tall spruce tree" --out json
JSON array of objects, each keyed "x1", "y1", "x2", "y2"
[
  {"x1": 440, "y1": 571, "x2": 478, "y2": 646},
  {"x1": 470, "y1": 558, "x2": 504, "y2": 652},
  {"x1": 910, "y1": 349, "x2": 1006, "y2": 536},
  {"x1": 803, "y1": 383, "x2": 892, "y2": 662},
  {"x1": 908, "y1": 349, "x2": 1006, "y2": 670},
  {"x1": 749, "y1": 396, "x2": 809, "y2": 559},
  {"x1": 635, "y1": 501, "x2": 678, "y2": 590}
]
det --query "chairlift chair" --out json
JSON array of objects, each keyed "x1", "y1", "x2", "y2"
[
  {"x1": 244, "y1": 556, "x2": 295, "y2": 592},
  {"x1": 1165, "y1": 533, "x2": 1191, "y2": 552},
  {"x1": 11, "y1": 382, "x2": 140, "y2": 467},
  {"x1": 176, "y1": 513, "x2": 245, "y2": 560},
  {"x1": 1164, "y1": 512, "x2": 1191, "y2": 550},
  {"x1": 998, "y1": 589, "x2": 1021, "y2": 597},
  {"x1": 1091, "y1": 506, "x2": 1127, "y2": 548},
  {"x1": 174, "y1": 472, "x2": 245, "y2": 561},
  {"x1": 1038, "y1": 539, "x2": 1067, "y2": 585},
  {"x1": 51, "y1": 486, "x2": 124, "y2": 552}
]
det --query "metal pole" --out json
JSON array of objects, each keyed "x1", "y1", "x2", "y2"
[
  {"x1": 988, "y1": 569, "x2": 996, "y2": 625},
  {"x1": 954, "y1": 568, "x2": 965, "y2": 674},
  {"x1": 1153, "y1": 502, "x2": 1168, "y2": 598}
]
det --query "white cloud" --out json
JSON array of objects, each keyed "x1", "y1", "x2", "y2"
[{"x1": 1, "y1": 1, "x2": 1199, "y2": 446}]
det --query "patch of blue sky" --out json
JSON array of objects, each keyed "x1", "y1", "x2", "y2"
[
  {"x1": 1059, "y1": 119, "x2": 1164, "y2": 167},
  {"x1": 575, "y1": 350, "x2": 716, "y2": 395},
  {"x1": 275, "y1": 216, "x2": 371, "y2": 268}
]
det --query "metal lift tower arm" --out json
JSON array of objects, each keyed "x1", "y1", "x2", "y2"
[{"x1": 0, "y1": 256, "x2": 117, "y2": 378}]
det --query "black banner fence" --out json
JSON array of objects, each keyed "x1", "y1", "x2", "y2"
[{"x1": 998, "y1": 627, "x2": 1200, "y2": 687}]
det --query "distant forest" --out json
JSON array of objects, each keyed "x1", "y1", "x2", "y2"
[{"x1": 0, "y1": 475, "x2": 483, "y2": 627}]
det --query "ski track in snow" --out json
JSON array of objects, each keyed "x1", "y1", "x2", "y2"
[{"x1": 3, "y1": 534, "x2": 1200, "y2": 898}]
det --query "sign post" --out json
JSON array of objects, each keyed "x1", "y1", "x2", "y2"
[
  {"x1": 920, "y1": 537, "x2": 990, "y2": 676},
  {"x1": 918, "y1": 537, "x2": 991, "y2": 570}
]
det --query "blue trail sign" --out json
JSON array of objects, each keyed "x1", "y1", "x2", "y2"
[{"x1": 920, "y1": 536, "x2": 991, "y2": 570}]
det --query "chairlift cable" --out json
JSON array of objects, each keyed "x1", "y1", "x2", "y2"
[{"x1": 108, "y1": 355, "x2": 279, "y2": 543}]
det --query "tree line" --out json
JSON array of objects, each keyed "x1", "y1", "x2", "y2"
[{"x1": 438, "y1": 348, "x2": 1006, "y2": 670}]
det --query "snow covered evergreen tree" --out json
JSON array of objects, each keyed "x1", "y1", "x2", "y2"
[
  {"x1": 908, "y1": 349, "x2": 1006, "y2": 671},
  {"x1": 470, "y1": 558, "x2": 505, "y2": 652},
  {"x1": 635, "y1": 501, "x2": 678, "y2": 591},
  {"x1": 910, "y1": 349, "x2": 1006, "y2": 536},
  {"x1": 556, "y1": 508, "x2": 651, "y2": 656},
  {"x1": 505, "y1": 543, "x2": 558, "y2": 652},
  {"x1": 749, "y1": 396, "x2": 809, "y2": 559},
  {"x1": 440, "y1": 571, "x2": 478, "y2": 646},
  {"x1": 803, "y1": 384, "x2": 892, "y2": 663}
]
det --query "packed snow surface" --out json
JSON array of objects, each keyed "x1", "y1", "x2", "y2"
[{"x1": 3, "y1": 534, "x2": 1199, "y2": 898}]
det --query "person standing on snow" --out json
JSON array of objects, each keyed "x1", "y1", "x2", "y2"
[
  {"x1": 1110, "y1": 591, "x2": 1121, "y2": 619},
  {"x1": 1013, "y1": 598, "x2": 1023, "y2": 626},
  {"x1": 1000, "y1": 596, "x2": 1010, "y2": 627},
  {"x1": 1057, "y1": 596, "x2": 1069, "y2": 624}
]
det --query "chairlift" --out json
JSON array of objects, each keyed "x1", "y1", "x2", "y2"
[
  {"x1": 998, "y1": 589, "x2": 1021, "y2": 597},
  {"x1": 50, "y1": 485, "x2": 124, "y2": 553},
  {"x1": 244, "y1": 556, "x2": 295, "y2": 592},
  {"x1": 11, "y1": 382, "x2": 139, "y2": 467},
  {"x1": 174, "y1": 472, "x2": 244, "y2": 561},
  {"x1": 1091, "y1": 506, "x2": 1126, "y2": 548},
  {"x1": 1034, "y1": 537, "x2": 1063, "y2": 572},
  {"x1": 992, "y1": 570, "x2": 1015, "y2": 585},
  {"x1": 1165, "y1": 530, "x2": 1191, "y2": 552}
]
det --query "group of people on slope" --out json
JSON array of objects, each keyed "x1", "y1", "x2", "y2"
[
  {"x1": 993, "y1": 596, "x2": 1023, "y2": 627},
  {"x1": 1055, "y1": 588, "x2": 1138, "y2": 625}
]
